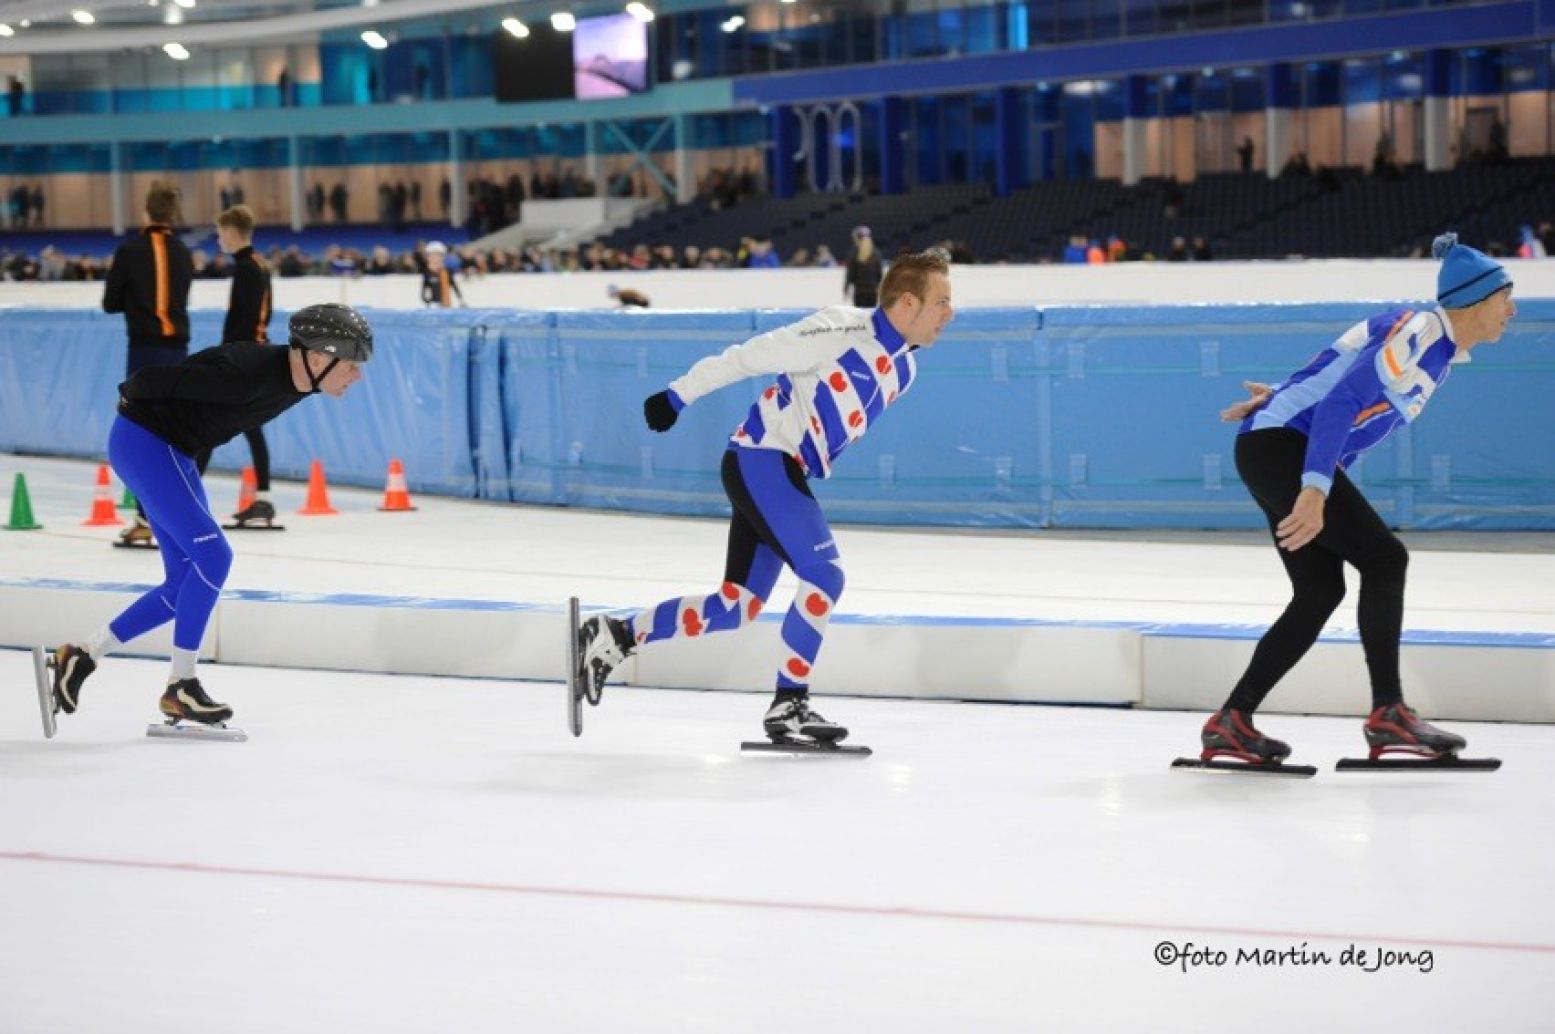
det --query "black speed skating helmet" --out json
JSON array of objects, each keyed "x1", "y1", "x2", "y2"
[{"x1": 288, "y1": 303, "x2": 374, "y2": 362}]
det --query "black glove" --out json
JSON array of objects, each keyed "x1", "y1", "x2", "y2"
[{"x1": 644, "y1": 391, "x2": 680, "y2": 432}]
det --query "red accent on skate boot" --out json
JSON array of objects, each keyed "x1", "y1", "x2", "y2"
[
  {"x1": 805, "y1": 593, "x2": 829, "y2": 617},
  {"x1": 786, "y1": 658, "x2": 810, "y2": 678},
  {"x1": 747, "y1": 598, "x2": 763, "y2": 620},
  {"x1": 681, "y1": 609, "x2": 704, "y2": 636},
  {"x1": 721, "y1": 581, "x2": 740, "y2": 600},
  {"x1": 828, "y1": 373, "x2": 848, "y2": 392},
  {"x1": 875, "y1": 355, "x2": 891, "y2": 374}
]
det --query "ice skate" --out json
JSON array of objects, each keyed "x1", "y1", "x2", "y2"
[
  {"x1": 30, "y1": 647, "x2": 57, "y2": 738},
  {"x1": 224, "y1": 498, "x2": 284, "y2": 531},
  {"x1": 1172, "y1": 708, "x2": 1315, "y2": 777},
  {"x1": 743, "y1": 696, "x2": 871, "y2": 757},
  {"x1": 577, "y1": 611, "x2": 634, "y2": 706},
  {"x1": 113, "y1": 517, "x2": 157, "y2": 550},
  {"x1": 48, "y1": 643, "x2": 96, "y2": 715},
  {"x1": 1336, "y1": 703, "x2": 1498, "y2": 772},
  {"x1": 148, "y1": 678, "x2": 247, "y2": 742}
]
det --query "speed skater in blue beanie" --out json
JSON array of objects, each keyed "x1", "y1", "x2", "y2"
[{"x1": 1196, "y1": 232, "x2": 1515, "y2": 769}]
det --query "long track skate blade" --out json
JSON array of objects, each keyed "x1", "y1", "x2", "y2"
[
  {"x1": 1336, "y1": 755, "x2": 1501, "y2": 772},
  {"x1": 566, "y1": 596, "x2": 583, "y2": 738},
  {"x1": 1171, "y1": 757, "x2": 1316, "y2": 778},
  {"x1": 221, "y1": 522, "x2": 287, "y2": 531},
  {"x1": 31, "y1": 646, "x2": 56, "y2": 740},
  {"x1": 741, "y1": 740, "x2": 872, "y2": 758},
  {"x1": 147, "y1": 721, "x2": 248, "y2": 743},
  {"x1": 111, "y1": 540, "x2": 158, "y2": 550}
]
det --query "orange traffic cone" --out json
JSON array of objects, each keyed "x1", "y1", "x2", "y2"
[
  {"x1": 233, "y1": 466, "x2": 258, "y2": 516},
  {"x1": 82, "y1": 464, "x2": 126, "y2": 527},
  {"x1": 296, "y1": 459, "x2": 339, "y2": 516},
  {"x1": 377, "y1": 458, "x2": 417, "y2": 512}
]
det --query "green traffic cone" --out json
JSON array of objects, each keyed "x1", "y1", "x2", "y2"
[
  {"x1": 5, "y1": 472, "x2": 43, "y2": 531},
  {"x1": 119, "y1": 485, "x2": 136, "y2": 510}
]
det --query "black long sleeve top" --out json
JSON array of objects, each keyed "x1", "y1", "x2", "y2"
[
  {"x1": 102, "y1": 224, "x2": 193, "y2": 346},
  {"x1": 222, "y1": 246, "x2": 273, "y2": 344},
  {"x1": 118, "y1": 342, "x2": 308, "y2": 457}
]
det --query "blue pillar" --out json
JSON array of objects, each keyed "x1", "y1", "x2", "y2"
[
  {"x1": 770, "y1": 105, "x2": 800, "y2": 199},
  {"x1": 994, "y1": 86, "x2": 1027, "y2": 196},
  {"x1": 1265, "y1": 62, "x2": 1297, "y2": 179},
  {"x1": 1035, "y1": 86, "x2": 1060, "y2": 182},
  {"x1": 879, "y1": 96, "x2": 907, "y2": 195},
  {"x1": 1122, "y1": 74, "x2": 1149, "y2": 186},
  {"x1": 1424, "y1": 49, "x2": 1453, "y2": 171}
]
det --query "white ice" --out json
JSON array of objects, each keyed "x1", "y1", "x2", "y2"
[{"x1": 2, "y1": 455, "x2": 1554, "y2": 1031}]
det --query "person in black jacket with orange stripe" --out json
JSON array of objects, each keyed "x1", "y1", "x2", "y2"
[
  {"x1": 199, "y1": 204, "x2": 278, "y2": 527},
  {"x1": 104, "y1": 180, "x2": 192, "y2": 547}
]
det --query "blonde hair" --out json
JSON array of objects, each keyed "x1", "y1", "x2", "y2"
[
  {"x1": 216, "y1": 204, "x2": 255, "y2": 238},
  {"x1": 145, "y1": 180, "x2": 181, "y2": 225},
  {"x1": 879, "y1": 248, "x2": 950, "y2": 309}
]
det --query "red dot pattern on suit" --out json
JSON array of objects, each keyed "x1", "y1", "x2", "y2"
[
  {"x1": 847, "y1": 411, "x2": 863, "y2": 428},
  {"x1": 805, "y1": 592, "x2": 830, "y2": 617},
  {"x1": 763, "y1": 387, "x2": 776, "y2": 400},
  {"x1": 681, "y1": 609, "x2": 704, "y2": 636},
  {"x1": 721, "y1": 581, "x2": 740, "y2": 600},
  {"x1": 887, "y1": 390, "x2": 897, "y2": 403},
  {"x1": 828, "y1": 373, "x2": 848, "y2": 392},
  {"x1": 875, "y1": 356, "x2": 891, "y2": 374},
  {"x1": 787, "y1": 658, "x2": 810, "y2": 678},
  {"x1": 747, "y1": 598, "x2": 763, "y2": 620}
]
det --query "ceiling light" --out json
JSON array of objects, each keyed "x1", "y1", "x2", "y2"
[
  {"x1": 625, "y1": 2, "x2": 654, "y2": 21},
  {"x1": 72, "y1": 9, "x2": 96, "y2": 24},
  {"x1": 0, "y1": 23, "x2": 13, "y2": 35},
  {"x1": 173, "y1": 0, "x2": 195, "y2": 7},
  {"x1": 361, "y1": 29, "x2": 389, "y2": 49},
  {"x1": 163, "y1": 41, "x2": 190, "y2": 59},
  {"x1": 550, "y1": 11, "x2": 575, "y2": 31},
  {"x1": 501, "y1": 16, "x2": 529, "y2": 37},
  {"x1": 720, "y1": 15, "x2": 743, "y2": 31},
  {"x1": 19, "y1": 18, "x2": 31, "y2": 26}
]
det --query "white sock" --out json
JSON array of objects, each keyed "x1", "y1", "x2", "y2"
[
  {"x1": 84, "y1": 627, "x2": 121, "y2": 662},
  {"x1": 169, "y1": 648, "x2": 198, "y2": 683}
]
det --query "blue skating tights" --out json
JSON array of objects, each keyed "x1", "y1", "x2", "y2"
[
  {"x1": 627, "y1": 447, "x2": 844, "y2": 691},
  {"x1": 105, "y1": 416, "x2": 234, "y2": 653}
]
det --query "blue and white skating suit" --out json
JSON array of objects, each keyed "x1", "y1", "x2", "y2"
[
  {"x1": 669, "y1": 306, "x2": 918, "y2": 478},
  {"x1": 1242, "y1": 306, "x2": 1465, "y2": 495},
  {"x1": 629, "y1": 306, "x2": 919, "y2": 692}
]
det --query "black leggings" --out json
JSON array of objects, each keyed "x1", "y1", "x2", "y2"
[
  {"x1": 195, "y1": 427, "x2": 271, "y2": 492},
  {"x1": 1225, "y1": 428, "x2": 1408, "y2": 714}
]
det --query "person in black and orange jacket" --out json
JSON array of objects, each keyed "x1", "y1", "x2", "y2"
[
  {"x1": 419, "y1": 241, "x2": 464, "y2": 308},
  {"x1": 197, "y1": 204, "x2": 279, "y2": 528},
  {"x1": 103, "y1": 180, "x2": 193, "y2": 547}
]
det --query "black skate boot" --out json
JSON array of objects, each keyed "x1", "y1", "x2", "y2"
[
  {"x1": 763, "y1": 694, "x2": 849, "y2": 745},
  {"x1": 1363, "y1": 703, "x2": 1467, "y2": 760},
  {"x1": 159, "y1": 678, "x2": 234, "y2": 725},
  {"x1": 1200, "y1": 708, "x2": 1292, "y2": 765},
  {"x1": 577, "y1": 614, "x2": 635, "y2": 705},
  {"x1": 230, "y1": 499, "x2": 277, "y2": 527},
  {"x1": 50, "y1": 644, "x2": 96, "y2": 714}
]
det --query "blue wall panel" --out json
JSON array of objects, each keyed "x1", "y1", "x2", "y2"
[{"x1": 4, "y1": 302, "x2": 1553, "y2": 530}]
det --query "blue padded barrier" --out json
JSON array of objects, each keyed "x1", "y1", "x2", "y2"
[{"x1": 4, "y1": 302, "x2": 1554, "y2": 529}]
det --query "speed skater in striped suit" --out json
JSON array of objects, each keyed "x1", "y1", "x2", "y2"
[{"x1": 576, "y1": 249, "x2": 955, "y2": 748}]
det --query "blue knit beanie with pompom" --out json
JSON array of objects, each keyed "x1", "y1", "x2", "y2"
[{"x1": 1434, "y1": 232, "x2": 1511, "y2": 308}]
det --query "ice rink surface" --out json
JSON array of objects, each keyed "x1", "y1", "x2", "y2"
[{"x1": 3, "y1": 454, "x2": 1554, "y2": 1031}]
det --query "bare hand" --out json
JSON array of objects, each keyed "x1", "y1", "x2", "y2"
[
  {"x1": 1276, "y1": 487, "x2": 1326, "y2": 551},
  {"x1": 1220, "y1": 380, "x2": 1273, "y2": 423}
]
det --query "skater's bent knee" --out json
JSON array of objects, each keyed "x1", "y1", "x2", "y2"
[{"x1": 795, "y1": 560, "x2": 845, "y2": 602}]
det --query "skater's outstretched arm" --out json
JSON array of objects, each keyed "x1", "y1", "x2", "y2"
[{"x1": 667, "y1": 307, "x2": 862, "y2": 407}]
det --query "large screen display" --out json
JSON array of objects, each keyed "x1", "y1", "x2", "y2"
[{"x1": 572, "y1": 13, "x2": 649, "y2": 99}]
